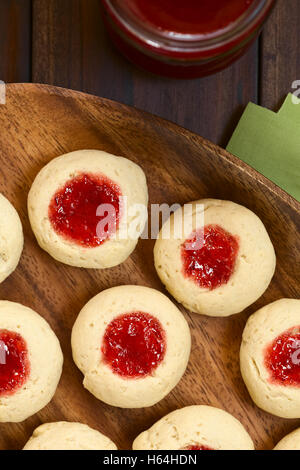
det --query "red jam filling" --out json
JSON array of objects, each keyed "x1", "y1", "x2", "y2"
[
  {"x1": 0, "y1": 329, "x2": 30, "y2": 396},
  {"x1": 49, "y1": 173, "x2": 122, "y2": 248},
  {"x1": 101, "y1": 312, "x2": 166, "y2": 378},
  {"x1": 181, "y1": 224, "x2": 239, "y2": 290},
  {"x1": 183, "y1": 445, "x2": 214, "y2": 450},
  {"x1": 123, "y1": 0, "x2": 254, "y2": 37},
  {"x1": 265, "y1": 327, "x2": 300, "y2": 386}
]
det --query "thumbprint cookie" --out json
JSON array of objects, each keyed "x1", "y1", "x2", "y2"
[
  {"x1": 0, "y1": 301, "x2": 63, "y2": 422},
  {"x1": 28, "y1": 150, "x2": 148, "y2": 269},
  {"x1": 23, "y1": 422, "x2": 117, "y2": 450},
  {"x1": 274, "y1": 428, "x2": 300, "y2": 450},
  {"x1": 133, "y1": 405, "x2": 254, "y2": 450},
  {"x1": 240, "y1": 299, "x2": 300, "y2": 418},
  {"x1": 154, "y1": 199, "x2": 276, "y2": 317},
  {"x1": 71, "y1": 285, "x2": 191, "y2": 408},
  {"x1": 0, "y1": 194, "x2": 23, "y2": 284}
]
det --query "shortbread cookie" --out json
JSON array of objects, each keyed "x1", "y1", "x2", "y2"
[
  {"x1": 71, "y1": 285, "x2": 191, "y2": 408},
  {"x1": 240, "y1": 299, "x2": 300, "y2": 418},
  {"x1": 133, "y1": 405, "x2": 254, "y2": 450},
  {"x1": 23, "y1": 422, "x2": 117, "y2": 450},
  {"x1": 0, "y1": 194, "x2": 23, "y2": 283},
  {"x1": 154, "y1": 199, "x2": 276, "y2": 317},
  {"x1": 28, "y1": 150, "x2": 148, "y2": 268},
  {"x1": 274, "y1": 428, "x2": 300, "y2": 450},
  {"x1": 0, "y1": 301, "x2": 63, "y2": 422}
]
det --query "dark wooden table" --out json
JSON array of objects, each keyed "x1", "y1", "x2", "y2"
[{"x1": 1, "y1": 0, "x2": 299, "y2": 148}]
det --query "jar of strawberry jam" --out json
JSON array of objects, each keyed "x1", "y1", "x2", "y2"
[{"x1": 101, "y1": 0, "x2": 276, "y2": 78}]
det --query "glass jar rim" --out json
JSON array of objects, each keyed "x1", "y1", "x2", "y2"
[{"x1": 102, "y1": 0, "x2": 275, "y2": 53}]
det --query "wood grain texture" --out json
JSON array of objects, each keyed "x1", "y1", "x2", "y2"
[
  {"x1": 260, "y1": 0, "x2": 300, "y2": 109},
  {"x1": 0, "y1": 83, "x2": 299, "y2": 450},
  {"x1": 0, "y1": 0, "x2": 32, "y2": 83},
  {"x1": 32, "y1": 0, "x2": 258, "y2": 146}
]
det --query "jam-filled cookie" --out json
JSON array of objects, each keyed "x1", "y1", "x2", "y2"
[
  {"x1": 274, "y1": 428, "x2": 300, "y2": 450},
  {"x1": 133, "y1": 405, "x2": 254, "y2": 450},
  {"x1": 154, "y1": 199, "x2": 276, "y2": 317},
  {"x1": 0, "y1": 301, "x2": 63, "y2": 423},
  {"x1": 0, "y1": 194, "x2": 23, "y2": 284},
  {"x1": 240, "y1": 299, "x2": 300, "y2": 418},
  {"x1": 71, "y1": 285, "x2": 191, "y2": 408},
  {"x1": 28, "y1": 150, "x2": 148, "y2": 269},
  {"x1": 23, "y1": 422, "x2": 117, "y2": 450}
]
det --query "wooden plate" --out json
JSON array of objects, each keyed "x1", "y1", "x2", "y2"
[{"x1": 0, "y1": 83, "x2": 299, "y2": 450}]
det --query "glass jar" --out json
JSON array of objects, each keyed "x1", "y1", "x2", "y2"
[{"x1": 101, "y1": 0, "x2": 276, "y2": 78}]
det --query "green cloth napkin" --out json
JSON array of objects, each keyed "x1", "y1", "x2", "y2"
[{"x1": 227, "y1": 93, "x2": 300, "y2": 202}]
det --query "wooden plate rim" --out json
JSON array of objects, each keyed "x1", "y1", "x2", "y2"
[{"x1": 7, "y1": 82, "x2": 300, "y2": 214}]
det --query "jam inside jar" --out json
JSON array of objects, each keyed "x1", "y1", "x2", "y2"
[
  {"x1": 102, "y1": 0, "x2": 276, "y2": 78},
  {"x1": 122, "y1": 0, "x2": 255, "y2": 37}
]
